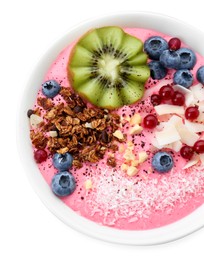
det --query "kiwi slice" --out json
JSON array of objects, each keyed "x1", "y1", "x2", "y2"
[{"x1": 68, "y1": 26, "x2": 150, "y2": 109}]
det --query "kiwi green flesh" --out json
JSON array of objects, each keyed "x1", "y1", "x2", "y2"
[
  {"x1": 120, "y1": 81, "x2": 144, "y2": 105},
  {"x1": 69, "y1": 26, "x2": 150, "y2": 109},
  {"x1": 98, "y1": 87, "x2": 123, "y2": 109},
  {"x1": 75, "y1": 79, "x2": 103, "y2": 105}
]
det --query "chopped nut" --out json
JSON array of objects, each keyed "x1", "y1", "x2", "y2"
[
  {"x1": 131, "y1": 160, "x2": 139, "y2": 167},
  {"x1": 113, "y1": 130, "x2": 124, "y2": 140},
  {"x1": 127, "y1": 166, "x2": 139, "y2": 177},
  {"x1": 123, "y1": 150, "x2": 136, "y2": 161},
  {"x1": 84, "y1": 179, "x2": 92, "y2": 190},
  {"x1": 30, "y1": 114, "x2": 43, "y2": 128},
  {"x1": 121, "y1": 163, "x2": 128, "y2": 172},
  {"x1": 118, "y1": 144, "x2": 125, "y2": 153},
  {"x1": 129, "y1": 125, "x2": 143, "y2": 135},
  {"x1": 84, "y1": 122, "x2": 93, "y2": 128},
  {"x1": 129, "y1": 113, "x2": 142, "y2": 126},
  {"x1": 138, "y1": 151, "x2": 148, "y2": 164},
  {"x1": 49, "y1": 131, "x2": 58, "y2": 137}
]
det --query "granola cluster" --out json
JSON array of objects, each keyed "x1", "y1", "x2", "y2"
[{"x1": 30, "y1": 87, "x2": 125, "y2": 168}]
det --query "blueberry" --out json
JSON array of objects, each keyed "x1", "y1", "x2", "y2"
[
  {"x1": 148, "y1": 61, "x2": 167, "y2": 80},
  {"x1": 176, "y1": 48, "x2": 197, "y2": 69},
  {"x1": 42, "y1": 80, "x2": 61, "y2": 98},
  {"x1": 173, "y1": 69, "x2": 193, "y2": 88},
  {"x1": 53, "y1": 153, "x2": 73, "y2": 171},
  {"x1": 196, "y1": 66, "x2": 204, "y2": 84},
  {"x1": 51, "y1": 171, "x2": 76, "y2": 196},
  {"x1": 152, "y1": 151, "x2": 173, "y2": 173},
  {"x1": 144, "y1": 36, "x2": 168, "y2": 60},
  {"x1": 159, "y1": 50, "x2": 180, "y2": 69}
]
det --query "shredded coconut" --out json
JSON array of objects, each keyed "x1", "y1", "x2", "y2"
[{"x1": 84, "y1": 164, "x2": 204, "y2": 226}]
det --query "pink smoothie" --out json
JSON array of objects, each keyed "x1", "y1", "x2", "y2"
[{"x1": 33, "y1": 28, "x2": 204, "y2": 230}]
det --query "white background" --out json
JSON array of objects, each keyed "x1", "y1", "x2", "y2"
[{"x1": 1, "y1": 0, "x2": 204, "y2": 259}]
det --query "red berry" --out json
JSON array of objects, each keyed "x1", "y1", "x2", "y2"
[
  {"x1": 151, "y1": 94, "x2": 161, "y2": 106},
  {"x1": 159, "y1": 85, "x2": 174, "y2": 100},
  {"x1": 193, "y1": 140, "x2": 204, "y2": 154},
  {"x1": 143, "y1": 114, "x2": 158, "y2": 129},
  {"x1": 185, "y1": 106, "x2": 199, "y2": 121},
  {"x1": 180, "y1": 145, "x2": 194, "y2": 160},
  {"x1": 34, "y1": 149, "x2": 48, "y2": 163},
  {"x1": 171, "y1": 91, "x2": 185, "y2": 106},
  {"x1": 168, "y1": 37, "x2": 181, "y2": 51}
]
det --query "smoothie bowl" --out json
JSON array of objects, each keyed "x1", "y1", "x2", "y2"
[{"x1": 18, "y1": 12, "x2": 204, "y2": 245}]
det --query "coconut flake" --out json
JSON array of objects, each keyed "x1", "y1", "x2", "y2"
[
  {"x1": 154, "y1": 104, "x2": 185, "y2": 115},
  {"x1": 176, "y1": 123, "x2": 199, "y2": 146},
  {"x1": 182, "y1": 155, "x2": 199, "y2": 169},
  {"x1": 191, "y1": 83, "x2": 204, "y2": 102},
  {"x1": 185, "y1": 120, "x2": 204, "y2": 133},
  {"x1": 155, "y1": 124, "x2": 180, "y2": 146}
]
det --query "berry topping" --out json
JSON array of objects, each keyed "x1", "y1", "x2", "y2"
[
  {"x1": 144, "y1": 36, "x2": 168, "y2": 60},
  {"x1": 42, "y1": 80, "x2": 61, "y2": 98},
  {"x1": 51, "y1": 171, "x2": 76, "y2": 197},
  {"x1": 180, "y1": 145, "x2": 194, "y2": 160},
  {"x1": 176, "y1": 48, "x2": 197, "y2": 69},
  {"x1": 143, "y1": 114, "x2": 158, "y2": 129},
  {"x1": 193, "y1": 140, "x2": 204, "y2": 154},
  {"x1": 34, "y1": 149, "x2": 48, "y2": 163},
  {"x1": 159, "y1": 49, "x2": 180, "y2": 69},
  {"x1": 53, "y1": 152, "x2": 73, "y2": 171},
  {"x1": 159, "y1": 85, "x2": 174, "y2": 100},
  {"x1": 196, "y1": 66, "x2": 204, "y2": 84},
  {"x1": 185, "y1": 106, "x2": 199, "y2": 121},
  {"x1": 168, "y1": 37, "x2": 181, "y2": 51},
  {"x1": 151, "y1": 94, "x2": 161, "y2": 106},
  {"x1": 148, "y1": 61, "x2": 167, "y2": 80},
  {"x1": 173, "y1": 69, "x2": 193, "y2": 88},
  {"x1": 152, "y1": 151, "x2": 174, "y2": 173},
  {"x1": 171, "y1": 91, "x2": 185, "y2": 106}
]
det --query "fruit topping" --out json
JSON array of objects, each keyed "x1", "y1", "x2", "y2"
[
  {"x1": 196, "y1": 66, "x2": 204, "y2": 84},
  {"x1": 143, "y1": 114, "x2": 158, "y2": 129},
  {"x1": 176, "y1": 48, "x2": 197, "y2": 69},
  {"x1": 180, "y1": 145, "x2": 194, "y2": 160},
  {"x1": 185, "y1": 106, "x2": 199, "y2": 121},
  {"x1": 51, "y1": 171, "x2": 76, "y2": 196},
  {"x1": 152, "y1": 151, "x2": 173, "y2": 173},
  {"x1": 148, "y1": 61, "x2": 167, "y2": 79},
  {"x1": 168, "y1": 37, "x2": 181, "y2": 51},
  {"x1": 53, "y1": 152, "x2": 73, "y2": 171},
  {"x1": 68, "y1": 26, "x2": 150, "y2": 109},
  {"x1": 159, "y1": 84, "x2": 174, "y2": 100},
  {"x1": 144, "y1": 36, "x2": 168, "y2": 60},
  {"x1": 34, "y1": 149, "x2": 48, "y2": 163},
  {"x1": 193, "y1": 140, "x2": 204, "y2": 154},
  {"x1": 159, "y1": 50, "x2": 180, "y2": 69},
  {"x1": 42, "y1": 80, "x2": 61, "y2": 98},
  {"x1": 151, "y1": 94, "x2": 161, "y2": 106},
  {"x1": 171, "y1": 91, "x2": 185, "y2": 106},
  {"x1": 173, "y1": 69, "x2": 193, "y2": 88}
]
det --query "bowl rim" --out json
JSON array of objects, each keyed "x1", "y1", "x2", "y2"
[{"x1": 17, "y1": 11, "x2": 204, "y2": 246}]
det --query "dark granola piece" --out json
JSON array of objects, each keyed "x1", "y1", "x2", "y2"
[
  {"x1": 30, "y1": 131, "x2": 48, "y2": 149},
  {"x1": 37, "y1": 97, "x2": 54, "y2": 110},
  {"x1": 107, "y1": 157, "x2": 116, "y2": 167}
]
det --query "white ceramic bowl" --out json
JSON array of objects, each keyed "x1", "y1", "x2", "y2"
[{"x1": 18, "y1": 12, "x2": 204, "y2": 245}]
